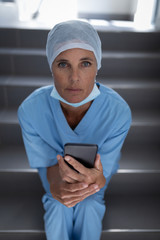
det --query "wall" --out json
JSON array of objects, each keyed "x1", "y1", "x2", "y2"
[
  {"x1": 155, "y1": 0, "x2": 160, "y2": 29},
  {"x1": 77, "y1": 0, "x2": 138, "y2": 14}
]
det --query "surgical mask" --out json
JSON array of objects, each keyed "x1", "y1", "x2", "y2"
[{"x1": 50, "y1": 83, "x2": 100, "y2": 107}]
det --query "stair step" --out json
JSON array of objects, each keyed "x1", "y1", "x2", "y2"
[
  {"x1": 121, "y1": 144, "x2": 160, "y2": 170},
  {"x1": 1, "y1": 75, "x2": 160, "y2": 88},
  {"x1": 0, "y1": 48, "x2": 160, "y2": 77},
  {"x1": 0, "y1": 195, "x2": 44, "y2": 231},
  {"x1": 1, "y1": 108, "x2": 160, "y2": 125},
  {"x1": 0, "y1": 145, "x2": 29, "y2": 171},
  {"x1": 99, "y1": 52, "x2": 160, "y2": 78},
  {"x1": 0, "y1": 230, "x2": 160, "y2": 240},
  {"x1": 0, "y1": 172, "x2": 159, "y2": 232},
  {"x1": 0, "y1": 77, "x2": 160, "y2": 110},
  {"x1": 0, "y1": 141, "x2": 160, "y2": 172},
  {"x1": 103, "y1": 193, "x2": 160, "y2": 230},
  {"x1": 101, "y1": 230, "x2": 160, "y2": 240},
  {"x1": 0, "y1": 113, "x2": 160, "y2": 145},
  {"x1": 0, "y1": 171, "x2": 160, "y2": 197},
  {"x1": 0, "y1": 48, "x2": 49, "y2": 76},
  {"x1": 2, "y1": 48, "x2": 160, "y2": 57},
  {"x1": 0, "y1": 28, "x2": 160, "y2": 52},
  {"x1": 98, "y1": 30, "x2": 160, "y2": 52},
  {"x1": 0, "y1": 232, "x2": 46, "y2": 240}
]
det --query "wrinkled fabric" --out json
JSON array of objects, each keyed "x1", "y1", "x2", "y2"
[{"x1": 46, "y1": 20, "x2": 102, "y2": 71}]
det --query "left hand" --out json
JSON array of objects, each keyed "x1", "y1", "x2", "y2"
[{"x1": 57, "y1": 154, "x2": 106, "y2": 189}]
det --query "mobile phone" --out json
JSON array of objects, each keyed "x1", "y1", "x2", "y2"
[{"x1": 64, "y1": 143, "x2": 98, "y2": 169}]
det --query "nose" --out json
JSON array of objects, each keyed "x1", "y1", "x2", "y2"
[{"x1": 70, "y1": 67, "x2": 79, "y2": 83}]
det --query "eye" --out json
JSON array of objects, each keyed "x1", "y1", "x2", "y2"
[
  {"x1": 82, "y1": 61, "x2": 91, "y2": 67},
  {"x1": 58, "y1": 62, "x2": 68, "y2": 68}
]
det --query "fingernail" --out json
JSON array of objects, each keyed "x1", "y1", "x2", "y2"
[
  {"x1": 94, "y1": 185, "x2": 99, "y2": 190},
  {"x1": 57, "y1": 155, "x2": 60, "y2": 160},
  {"x1": 65, "y1": 156, "x2": 70, "y2": 161}
]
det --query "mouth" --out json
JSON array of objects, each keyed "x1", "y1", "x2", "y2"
[{"x1": 65, "y1": 88, "x2": 82, "y2": 92}]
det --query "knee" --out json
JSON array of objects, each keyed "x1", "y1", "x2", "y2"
[
  {"x1": 42, "y1": 194, "x2": 73, "y2": 233},
  {"x1": 75, "y1": 194, "x2": 106, "y2": 220},
  {"x1": 42, "y1": 194, "x2": 69, "y2": 215}
]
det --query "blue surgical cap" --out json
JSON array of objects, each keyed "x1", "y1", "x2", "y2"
[{"x1": 46, "y1": 20, "x2": 102, "y2": 71}]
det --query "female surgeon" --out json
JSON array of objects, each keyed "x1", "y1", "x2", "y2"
[{"x1": 18, "y1": 20, "x2": 132, "y2": 240}]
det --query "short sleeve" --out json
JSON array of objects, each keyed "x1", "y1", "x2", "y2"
[
  {"x1": 99, "y1": 106, "x2": 132, "y2": 183},
  {"x1": 18, "y1": 105, "x2": 58, "y2": 168}
]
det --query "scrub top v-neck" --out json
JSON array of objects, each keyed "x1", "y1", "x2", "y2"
[{"x1": 51, "y1": 90, "x2": 102, "y2": 138}]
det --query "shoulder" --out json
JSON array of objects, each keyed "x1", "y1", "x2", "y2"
[
  {"x1": 18, "y1": 85, "x2": 54, "y2": 120},
  {"x1": 99, "y1": 83, "x2": 130, "y2": 110},
  {"x1": 19, "y1": 85, "x2": 53, "y2": 109},
  {"x1": 99, "y1": 83, "x2": 126, "y2": 105},
  {"x1": 98, "y1": 83, "x2": 132, "y2": 129}
]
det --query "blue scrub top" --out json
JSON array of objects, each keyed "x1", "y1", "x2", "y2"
[{"x1": 18, "y1": 83, "x2": 132, "y2": 193}]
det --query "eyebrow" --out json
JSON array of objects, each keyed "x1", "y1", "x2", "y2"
[
  {"x1": 80, "y1": 57, "x2": 94, "y2": 62},
  {"x1": 56, "y1": 57, "x2": 94, "y2": 63},
  {"x1": 56, "y1": 59, "x2": 69, "y2": 63}
]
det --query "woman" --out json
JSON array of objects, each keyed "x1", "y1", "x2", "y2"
[{"x1": 18, "y1": 20, "x2": 131, "y2": 240}]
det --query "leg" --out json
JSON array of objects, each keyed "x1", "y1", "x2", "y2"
[
  {"x1": 42, "y1": 193, "x2": 73, "y2": 240},
  {"x1": 72, "y1": 187, "x2": 106, "y2": 240}
]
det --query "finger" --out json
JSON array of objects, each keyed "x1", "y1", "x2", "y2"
[
  {"x1": 57, "y1": 154, "x2": 65, "y2": 167},
  {"x1": 94, "y1": 154, "x2": 103, "y2": 171},
  {"x1": 67, "y1": 200, "x2": 82, "y2": 208},
  {"x1": 64, "y1": 156, "x2": 87, "y2": 175},
  {"x1": 80, "y1": 183, "x2": 100, "y2": 197},
  {"x1": 63, "y1": 183, "x2": 99, "y2": 198},
  {"x1": 63, "y1": 165, "x2": 85, "y2": 182},
  {"x1": 64, "y1": 184, "x2": 100, "y2": 206},
  {"x1": 80, "y1": 188, "x2": 99, "y2": 201},
  {"x1": 58, "y1": 155, "x2": 85, "y2": 182},
  {"x1": 63, "y1": 182, "x2": 88, "y2": 193},
  {"x1": 63, "y1": 176, "x2": 77, "y2": 184}
]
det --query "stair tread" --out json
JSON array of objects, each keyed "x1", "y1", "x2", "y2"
[
  {"x1": 0, "y1": 231, "x2": 160, "y2": 240},
  {"x1": 0, "y1": 47, "x2": 160, "y2": 58},
  {"x1": 0, "y1": 144, "x2": 159, "y2": 172},
  {"x1": 0, "y1": 195, "x2": 44, "y2": 231},
  {"x1": 103, "y1": 194, "x2": 160, "y2": 230},
  {"x1": 1, "y1": 75, "x2": 160, "y2": 88},
  {"x1": 0, "y1": 107, "x2": 160, "y2": 126},
  {"x1": 0, "y1": 145, "x2": 30, "y2": 171},
  {"x1": 0, "y1": 188, "x2": 160, "y2": 231},
  {"x1": 0, "y1": 48, "x2": 45, "y2": 56}
]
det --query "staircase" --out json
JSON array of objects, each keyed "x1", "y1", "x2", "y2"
[{"x1": 0, "y1": 25, "x2": 160, "y2": 240}]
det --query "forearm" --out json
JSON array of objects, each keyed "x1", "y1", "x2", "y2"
[{"x1": 47, "y1": 163, "x2": 60, "y2": 184}]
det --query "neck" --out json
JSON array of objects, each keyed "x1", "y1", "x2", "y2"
[{"x1": 60, "y1": 101, "x2": 92, "y2": 129}]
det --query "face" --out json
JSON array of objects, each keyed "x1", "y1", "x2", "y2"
[{"x1": 52, "y1": 48, "x2": 97, "y2": 104}]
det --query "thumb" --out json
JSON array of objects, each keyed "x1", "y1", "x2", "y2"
[
  {"x1": 57, "y1": 154, "x2": 63, "y2": 164},
  {"x1": 94, "y1": 154, "x2": 103, "y2": 171}
]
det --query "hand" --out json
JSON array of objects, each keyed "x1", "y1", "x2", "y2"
[
  {"x1": 47, "y1": 164, "x2": 100, "y2": 208},
  {"x1": 58, "y1": 154, "x2": 106, "y2": 189}
]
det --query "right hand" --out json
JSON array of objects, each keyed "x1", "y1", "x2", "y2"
[{"x1": 47, "y1": 163, "x2": 100, "y2": 208}]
